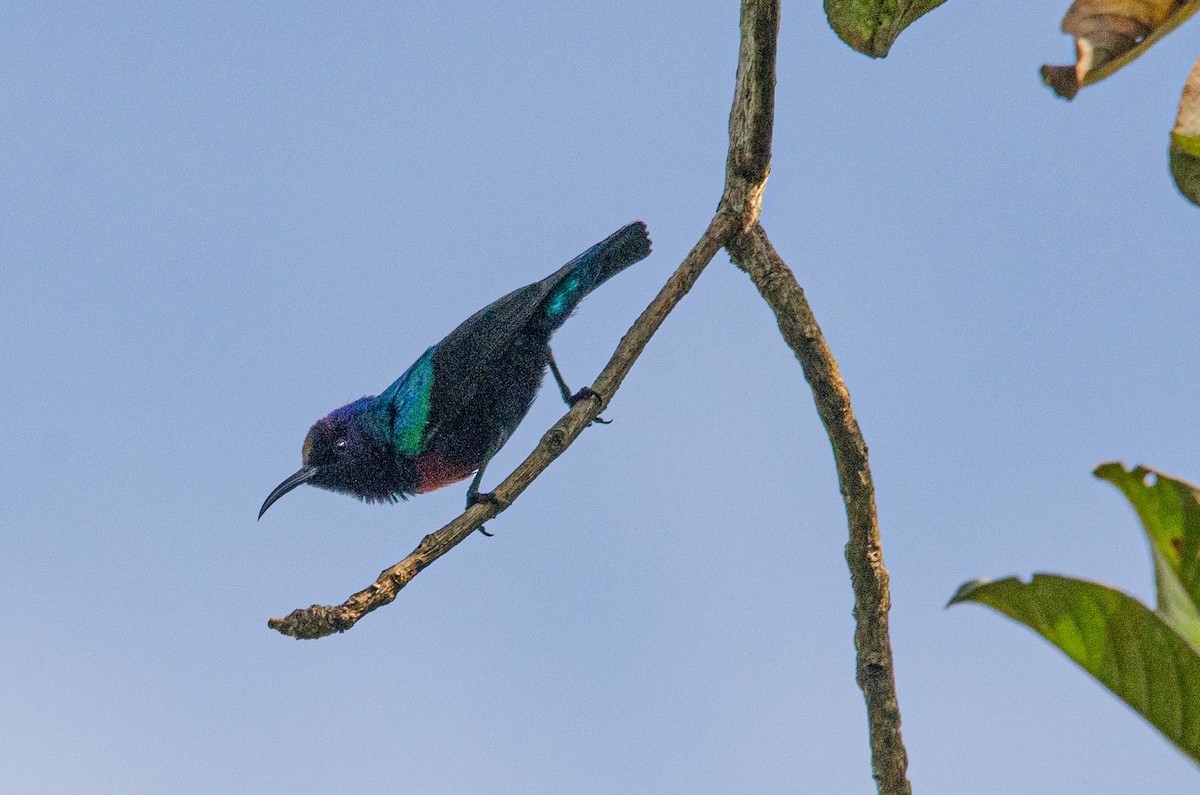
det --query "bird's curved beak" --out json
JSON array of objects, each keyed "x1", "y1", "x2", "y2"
[{"x1": 258, "y1": 465, "x2": 317, "y2": 520}]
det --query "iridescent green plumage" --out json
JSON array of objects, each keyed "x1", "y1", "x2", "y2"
[{"x1": 368, "y1": 345, "x2": 435, "y2": 456}]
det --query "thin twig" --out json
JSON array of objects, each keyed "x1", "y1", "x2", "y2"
[
  {"x1": 727, "y1": 225, "x2": 910, "y2": 794},
  {"x1": 268, "y1": 214, "x2": 735, "y2": 639}
]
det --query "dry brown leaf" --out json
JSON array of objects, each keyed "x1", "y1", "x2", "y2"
[{"x1": 1042, "y1": 0, "x2": 1200, "y2": 98}]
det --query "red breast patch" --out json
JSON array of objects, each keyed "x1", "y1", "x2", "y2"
[{"x1": 414, "y1": 453, "x2": 474, "y2": 493}]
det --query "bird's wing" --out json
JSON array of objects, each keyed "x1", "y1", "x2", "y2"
[
  {"x1": 426, "y1": 279, "x2": 556, "y2": 432},
  {"x1": 420, "y1": 222, "x2": 651, "y2": 446},
  {"x1": 429, "y1": 221, "x2": 649, "y2": 402},
  {"x1": 359, "y1": 282, "x2": 553, "y2": 459}
]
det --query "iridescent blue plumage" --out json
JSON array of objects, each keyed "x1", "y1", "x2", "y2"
[{"x1": 259, "y1": 221, "x2": 652, "y2": 519}]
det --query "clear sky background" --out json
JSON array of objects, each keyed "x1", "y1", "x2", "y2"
[{"x1": 2, "y1": 3, "x2": 1198, "y2": 793}]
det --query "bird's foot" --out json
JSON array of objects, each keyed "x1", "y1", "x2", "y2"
[
  {"x1": 570, "y1": 387, "x2": 612, "y2": 425},
  {"x1": 466, "y1": 491, "x2": 499, "y2": 537},
  {"x1": 466, "y1": 490, "x2": 498, "y2": 508},
  {"x1": 568, "y1": 386, "x2": 601, "y2": 406}
]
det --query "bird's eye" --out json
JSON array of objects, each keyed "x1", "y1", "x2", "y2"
[{"x1": 335, "y1": 438, "x2": 347, "y2": 450}]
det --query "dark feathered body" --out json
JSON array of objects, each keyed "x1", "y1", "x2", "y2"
[{"x1": 259, "y1": 222, "x2": 652, "y2": 517}]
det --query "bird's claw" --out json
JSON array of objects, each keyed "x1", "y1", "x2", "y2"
[
  {"x1": 467, "y1": 491, "x2": 499, "y2": 537},
  {"x1": 569, "y1": 387, "x2": 612, "y2": 425}
]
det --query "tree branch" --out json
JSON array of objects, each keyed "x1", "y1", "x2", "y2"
[
  {"x1": 722, "y1": 0, "x2": 778, "y2": 227},
  {"x1": 727, "y1": 225, "x2": 910, "y2": 794}
]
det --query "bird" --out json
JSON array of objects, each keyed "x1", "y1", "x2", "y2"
[{"x1": 258, "y1": 221, "x2": 652, "y2": 521}]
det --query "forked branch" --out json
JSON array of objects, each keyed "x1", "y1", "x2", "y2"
[{"x1": 270, "y1": 2, "x2": 909, "y2": 792}]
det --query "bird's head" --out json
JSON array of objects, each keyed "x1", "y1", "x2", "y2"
[{"x1": 259, "y1": 399, "x2": 401, "y2": 519}]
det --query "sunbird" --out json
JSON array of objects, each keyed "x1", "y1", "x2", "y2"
[{"x1": 259, "y1": 221, "x2": 651, "y2": 519}]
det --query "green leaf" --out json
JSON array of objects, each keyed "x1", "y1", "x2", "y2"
[
  {"x1": 950, "y1": 575, "x2": 1200, "y2": 764},
  {"x1": 1171, "y1": 141, "x2": 1200, "y2": 207},
  {"x1": 1095, "y1": 463, "x2": 1200, "y2": 645},
  {"x1": 824, "y1": 0, "x2": 949, "y2": 58},
  {"x1": 1170, "y1": 55, "x2": 1200, "y2": 207}
]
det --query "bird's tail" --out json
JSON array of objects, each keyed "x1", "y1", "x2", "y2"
[{"x1": 542, "y1": 221, "x2": 652, "y2": 328}]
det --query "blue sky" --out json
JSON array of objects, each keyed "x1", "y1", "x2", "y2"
[{"x1": 2, "y1": 2, "x2": 1198, "y2": 792}]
